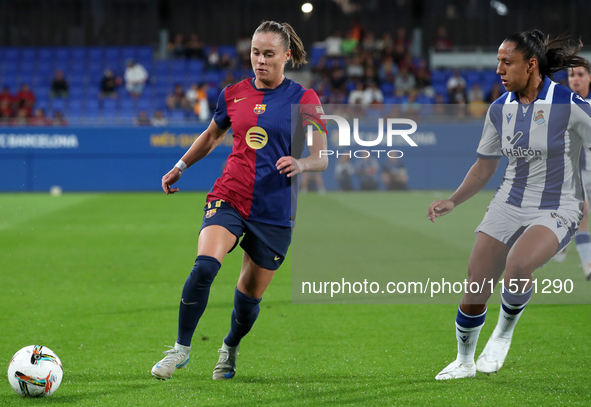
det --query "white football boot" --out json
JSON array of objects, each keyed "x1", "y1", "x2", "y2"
[
  {"x1": 476, "y1": 336, "x2": 512, "y2": 374},
  {"x1": 151, "y1": 344, "x2": 190, "y2": 380},
  {"x1": 212, "y1": 342, "x2": 239, "y2": 380},
  {"x1": 435, "y1": 360, "x2": 476, "y2": 380}
]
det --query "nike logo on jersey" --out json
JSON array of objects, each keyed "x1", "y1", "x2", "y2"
[
  {"x1": 234, "y1": 97, "x2": 247, "y2": 103},
  {"x1": 181, "y1": 298, "x2": 198, "y2": 305},
  {"x1": 274, "y1": 255, "x2": 281, "y2": 261}
]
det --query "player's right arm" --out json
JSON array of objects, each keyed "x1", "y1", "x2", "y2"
[
  {"x1": 428, "y1": 105, "x2": 501, "y2": 222},
  {"x1": 161, "y1": 119, "x2": 229, "y2": 194},
  {"x1": 427, "y1": 157, "x2": 499, "y2": 222}
]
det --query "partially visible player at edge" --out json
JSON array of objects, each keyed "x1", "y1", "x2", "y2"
[
  {"x1": 427, "y1": 29, "x2": 591, "y2": 380},
  {"x1": 553, "y1": 65, "x2": 591, "y2": 280},
  {"x1": 151, "y1": 21, "x2": 328, "y2": 380}
]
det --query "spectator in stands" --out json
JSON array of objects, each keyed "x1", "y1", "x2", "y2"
[
  {"x1": 348, "y1": 82, "x2": 365, "y2": 104},
  {"x1": 0, "y1": 85, "x2": 13, "y2": 107},
  {"x1": 381, "y1": 155, "x2": 408, "y2": 190},
  {"x1": 401, "y1": 88, "x2": 421, "y2": 119},
  {"x1": 168, "y1": 33, "x2": 187, "y2": 59},
  {"x1": 486, "y1": 82, "x2": 502, "y2": 103},
  {"x1": 16, "y1": 84, "x2": 35, "y2": 116},
  {"x1": 300, "y1": 172, "x2": 326, "y2": 194},
  {"x1": 0, "y1": 99, "x2": 12, "y2": 121},
  {"x1": 393, "y1": 27, "x2": 411, "y2": 54},
  {"x1": 50, "y1": 70, "x2": 69, "y2": 98},
  {"x1": 414, "y1": 58, "x2": 434, "y2": 97},
  {"x1": 135, "y1": 110, "x2": 152, "y2": 126},
  {"x1": 13, "y1": 108, "x2": 29, "y2": 126},
  {"x1": 376, "y1": 31, "x2": 394, "y2": 55},
  {"x1": 468, "y1": 83, "x2": 485, "y2": 104},
  {"x1": 395, "y1": 65, "x2": 417, "y2": 97},
  {"x1": 52, "y1": 110, "x2": 67, "y2": 126},
  {"x1": 335, "y1": 154, "x2": 355, "y2": 191},
  {"x1": 329, "y1": 69, "x2": 347, "y2": 103},
  {"x1": 346, "y1": 55, "x2": 364, "y2": 79},
  {"x1": 363, "y1": 81, "x2": 384, "y2": 105},
  {"x1": 432, "y1": 26, "x2": 453, "y2": 52},
  {"x1": 207, "y1": 46, "x2": 221, "y2": 70},
  {"x1": 187, "y1": 83, "x2": 210, "y2": 121},
  {"x1": 29, "y1": 108, "x2": 50, "y2": 126},
  {"x1": 100, "y1": 69, "x2": 121, "y2": 99},
  {"x1": 324, "y1": 31, "x2": 343, "y2": 58},
  {"x1": 167, "y1": 84, "x2": 191, "y2": 110},
  {"x1": 362, "y1": 31, "x2": 377, "y2": 54},
  {"x1": 152, "y1": 110, "x2": 169, "y2": 127},
  {"x1": 446, "y1": 70, "x2": 467, "y2": 104},
  {"x1": 378, "y1": 56, "x2": 399, "y2": 84},
  {"x1": 357, "y1": 157, "x2": 379, "y2": 190},
  {"x1": 221, "y1": 72, "x2": 236, "y2": 88},
  {"x1": 185, "y1": 33, "x2": 205, "y2": 59},
  {"x1": 124, "y1": 60, "x2": 148, "y2": 98},
  {"x1": 219, "y1": 53, "x2": 234, "y2": 70},
  {"x1": 236, "y1": 33, "x2": 252, "y2": 63}
]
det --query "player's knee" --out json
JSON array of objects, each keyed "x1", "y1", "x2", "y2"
[{"x1": 187, "y1": 255, "x2": 221, "y2": 290}]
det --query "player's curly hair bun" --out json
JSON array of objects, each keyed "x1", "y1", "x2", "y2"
[
  {"x1": 254, "y1": 20, "x2": 307, "y2": 68},
  {"x1": 504, "y1": 29, "x2": 591, "y2": 79}
]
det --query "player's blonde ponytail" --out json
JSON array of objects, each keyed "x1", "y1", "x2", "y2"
[{"x1": 254, "y1": 21, "x2": 308, "y2": 68}]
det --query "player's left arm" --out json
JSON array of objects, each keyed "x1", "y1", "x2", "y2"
[{"x1": 277, "y1": 129, "x2": 328, "y2": 177}]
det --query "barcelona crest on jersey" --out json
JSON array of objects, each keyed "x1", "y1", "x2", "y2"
[
  {"x1": 205, "y1": 209, "x2": 217, "y2": 218},
  {"x1": 253, "y1": 104, "x2": 266, "y2": 114}
]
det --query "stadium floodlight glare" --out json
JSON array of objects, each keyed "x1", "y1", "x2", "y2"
[
  {"x1": 490, "y1": 0, "x2": 508, "y2": 16},
  {"x1": 302, "y1": 3, "x2": 313, "y2": 13}
]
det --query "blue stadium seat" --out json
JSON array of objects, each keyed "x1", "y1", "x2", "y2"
[
  {"x1": 51, "y1": 98, "x2": 68, "y2": 111},
  {"x1": 120, "y1": 47, "x2": 138, "y2": 61},
  {"x1": 310, "y1": 46, "x2": 326, "y2": 67},
  {"x1": 4, "y1": 48, "x2": 18, "y2": 62},
  {"x1": 218, "y1": 45, "x2": 237, "y2": 59},
  {"x1": 71, "y1": 47, "x2": 86, "y2": 63},
  {"x1": 187, "y1": 60, "x2": 204, "y2": 73},
  {"x1": 55, "y1": 48, "x2": 71, "y2": 62},
  {"x1": 38, "y1": 48, "x2": 53, "y2": 63},
  {"x1": 381, "y1": 83, "x2": 395, "y2": 95},
  {"x1": 138, "y1": 46, "x2": 153, "y2": 61},
  {"x1": 88, "y1": 48, "x2": 104, "y2": 64},
  {"x1": 20, "y1": 48, "x2": 36, "y2": 61}
]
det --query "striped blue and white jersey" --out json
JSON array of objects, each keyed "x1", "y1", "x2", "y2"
[
  {"x1": 578, "y1": 95, "x2": 591, "y2": 171},
  {"x1": 477, "y1": 77, "x2": 591, "y2": 214}
]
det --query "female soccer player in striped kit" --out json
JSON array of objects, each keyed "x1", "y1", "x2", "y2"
[
  {"x1": 427, "y1": 29, "x2": 591, "y2": 380},
  {"x1": 151, "y1": 21, "x2": 327, "y2": 380},
  {"x1": 553, "y1": 65, "x2": 591, "y2": 279}
]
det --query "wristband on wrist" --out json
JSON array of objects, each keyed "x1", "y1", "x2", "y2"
[{"x1": 175, "y1": 159, "x2": 188, "y2": 173}]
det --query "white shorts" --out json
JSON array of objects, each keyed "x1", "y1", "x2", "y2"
[{"x1": 475, "y1": 198, "x2": 580, "y2": 253}]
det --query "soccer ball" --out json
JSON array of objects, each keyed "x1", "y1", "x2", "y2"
[{"x1": 7, "y1": 345, "x2": 63, "y2": 398}]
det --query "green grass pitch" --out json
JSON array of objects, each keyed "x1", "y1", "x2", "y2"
[{"x1": 1, "y1": 191, "x2": 590, "y2": 406}]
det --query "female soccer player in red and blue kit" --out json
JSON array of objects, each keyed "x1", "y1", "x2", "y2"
[{"x1": 151, "y1": 21, "x2": 327, "y2": 380}]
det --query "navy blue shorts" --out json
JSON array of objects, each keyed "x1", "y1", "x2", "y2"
[{"x1": 200, "y1": 199, "x2": 292, "y2": 270}]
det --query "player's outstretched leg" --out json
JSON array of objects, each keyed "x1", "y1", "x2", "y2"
[
  {"x1": 152, "y1": 255, "x2": 221, "y2": 379},
  {"x1": 213, "y1": 287, "x2": 261, "y2": 380},
  {"x1": 477, "y1": 284, "x2": 532, "y2": 374},
  {"x1": 436, "y1": 306, "x2": 486, "y2": 380}
]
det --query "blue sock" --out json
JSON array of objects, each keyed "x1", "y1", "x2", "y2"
[
  {"x1": 224, "y1": 287, "x2": 261, "y2": 347},
  {"x1": 575, "y1": 232, "x2": 591, "y2": 265},
  {"x1": 177, "y1": 255, "x2": 221, "y2": 346}
]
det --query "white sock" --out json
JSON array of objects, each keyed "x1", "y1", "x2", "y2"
[
  {"x1": 575, "y1": 231, "x2": 591, "y2": 265},
  {"x1": 492, "y1": 284, "x2": 532, "y2": 340},
  {"x1": 455, "y1": 307, "x2": 487, "y2": 364}
]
